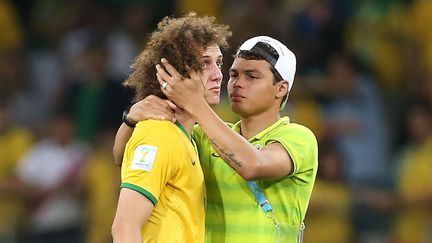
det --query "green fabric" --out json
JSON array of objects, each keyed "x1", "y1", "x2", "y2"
[
  {"x1": 175, "y1": 121, "x2": 190, "y2": 140},
  {"x1": 121, "y1": 182, "x2": 158, "y2": 205},
  {"x1": 74, "y1": 82, "x2": 103, "y2": 141},
  {"x1": 192, "y1": 117, "x2": 318, "y2": 243}
]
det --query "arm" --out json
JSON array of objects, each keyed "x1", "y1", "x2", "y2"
[
  {"x1": 113, "y1": 124, "x2": 134, "y2": 166},
  {"x1": 113, "y1": 96, "x2": 177, "y2": 166},
  {"x1": 111, "y1": 188, "x2": 154, "y2": 243},
  {"x1": 113, "y1": 122, "x2": 178, "y2": 242},
  {"x1": 193, "y1": 101, "x2": 292, "y2": 180},
  {"x1": 157, "y1": 60, "x2": 292, "y2": 180}
]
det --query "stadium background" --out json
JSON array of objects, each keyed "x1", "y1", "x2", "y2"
[{"x1": 0, "y1": 0, "x2": 431, "y2": 242}]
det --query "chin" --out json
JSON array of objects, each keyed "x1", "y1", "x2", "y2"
[
  {"x1": 230, "y1": 103, "x2": 242, "y2": 115},
  {"x1": 206, "y1": 96, "x2": 220, "y2": 106},
  {"x1": 230, "y1": 103, "x2": 252, "y2": 117}
]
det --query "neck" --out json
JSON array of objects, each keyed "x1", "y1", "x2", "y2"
[
  {"x1": 174, "y1": 108, "x2": 195, "y2": 138},
  {"x1": 239, "y1": 109, "x2": 280, "y2": 140}
]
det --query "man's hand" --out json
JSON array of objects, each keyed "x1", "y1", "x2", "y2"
[
  {"x1": 129, "y1": 95, "x2": 177, "y2": 123},
  {"x1": 156, "y1": 58, "x2": 206, "y2": 113}
]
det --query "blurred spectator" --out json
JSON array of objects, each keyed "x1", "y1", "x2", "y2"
[
  {"x1": 227, "y1": 0, "x2": 287, "y2": 46},
  {"x1": 176, "y1": 0, "x2": 222, "y2": 20},
  {"x1": 293, "y1": 0, "x2": 349, "y2": 70},
  {"x1": 105, "y1": 4, "x2": 143, "y2": 82},
  {"x1": 0, "y1": 96, "x2": 34, "y2": 242},
  {"x1": 82, "y1": 130, "x2": 120, "y2": 243},
  {"x1": 0, "y1": 0, "x2": 23, "y2": 51},
  {"x1": 16, "y1": 113, "x2": 88, "y2": 243},
  {"x1": 389, "y1": 101, "x2": 432, "y2": 243},
  {"x1": 0, "y1": 50, "x2": 26, "y2": 100},
  {"x1": 357, "y1": 100, "x2": 432, "y2": 243},
  {"x1": 317, "y1": 53, "x2": 391, "y2": 186},
  {"x1": 105, "y1": 1, "x2": 175, "y2": 81},
  {"x1": 286, "y1": 75, "x2": 325, "y2": 140},
  {"x1": 408, "y1": 0, "x2": 432, "y2": 75},
  {"x1": 345, "y1": 0, "x2": 409, "y2": 95},
  {"x1": 304, "y1": 142, "x2": 353, "y2": 243},
  {"x1": 59, "y1": 1, "x2": 115, "y2": 82},
  {"x1": 222, "y1": 0, "x2": 288, "y2": 77},
  {"x1": 424, "y1": 72, "x2": 432, "y2": 105},
  {"x1": 58, "y1": 42, "x2": 131, "y2": 142},
  {"x1": 317, "y1": 53, "x2": 391, "y2": 242},
  {"x1": 10, "y1": 1, "x2": 69, "y2": 129}
]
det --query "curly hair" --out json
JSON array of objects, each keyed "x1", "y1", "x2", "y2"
[{"x1": 124, "y1": 12, "x2": 232, "y2": 102}]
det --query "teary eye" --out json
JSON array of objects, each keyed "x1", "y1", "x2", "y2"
[{"x1": 216, "y1": 60, "x2": 223, "y2": 69}]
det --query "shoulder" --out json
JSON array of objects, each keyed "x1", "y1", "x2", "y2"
[
  {"x1": 271, "y1": 121, "x2": 317, "y2": 144},
  {"x1": 266, "y1": 119, "x2": 318, "y2": 173},
  {"x1": 123, "y1": 121, "x2": 185, "y2": 171},
  {"x1": 136, "y1": 119, "x2": 177, "y2": 130},
  {"x1": 134, "y1": 120, "x2": 178, "y2": 137},
  {"x1": 128, "y1": 120, "x2": 180, "y2": 149},
  {"x1": 267, "y1": 121, "x2": 318, "y2": 155}
]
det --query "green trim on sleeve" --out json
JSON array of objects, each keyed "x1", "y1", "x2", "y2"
[{"x1": 121, "y1": 182, "x2": 158, "y2": 205}]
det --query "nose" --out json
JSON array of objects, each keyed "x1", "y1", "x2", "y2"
[
  {"x1": 230, "y1": 76, "x2": 243, "y2": 88},
  {"x1": 209, "y1": 63, "x2": 223, "y2": 83}
]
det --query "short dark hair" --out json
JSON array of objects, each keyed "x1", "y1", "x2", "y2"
[{"x1": 235, "y1": 50, "x2": 282, "y2": 84}]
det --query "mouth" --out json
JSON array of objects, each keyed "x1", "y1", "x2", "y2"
[
  {"x1": 209, "y1": 86, "x2": 220, "y2": 93},
  {"x1": 229, "y1": 93, "x2": 245, "y2": 102}
]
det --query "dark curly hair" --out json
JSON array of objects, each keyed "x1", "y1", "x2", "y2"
[{"x1": 125, "y1": 12, "x2": 232, "y2": 102}]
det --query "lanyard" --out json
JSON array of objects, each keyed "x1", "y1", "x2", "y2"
[
  {"x1": 247, "y1": 145, "x2": 304, "y2": 242},
  {"x1": 247, "y1": 146, "x2": 276, "y2": 215},
  {"x1": 247, "y1": 181, "x2": 280, "y2": 229},
  {"x1": 247, "y1": 181, "x2": 305, "y2": 243}
]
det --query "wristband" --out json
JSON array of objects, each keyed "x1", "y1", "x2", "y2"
[{"x1": 122, "y1": 108, "x2": 137, "y2": 128}]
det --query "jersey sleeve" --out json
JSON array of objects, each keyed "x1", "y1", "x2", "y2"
[
  {"x1": 121, "y1": 123, "x2": 179, "y2": 205},
  {"x1": 266, "y1": 124, "x2": 318, "y2": 177}
]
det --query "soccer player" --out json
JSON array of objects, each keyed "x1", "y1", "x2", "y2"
[
  {"x1": 110, "y1": 13, "x2": 231, "y2": 243},
  {"x1": 116, "y1": 36, "x2": 318, "y2": 243}
]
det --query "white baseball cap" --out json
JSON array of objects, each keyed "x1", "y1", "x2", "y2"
[{"x1": 237, "y1": 36, "x2": 296, "y2": 110}]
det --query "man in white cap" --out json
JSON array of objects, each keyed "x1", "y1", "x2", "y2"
[{"x1": 116, "y1": 36, "x2": 318, "y2": 243}]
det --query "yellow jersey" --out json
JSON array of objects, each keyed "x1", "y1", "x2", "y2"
[
  {"x1": 121, "y1": 120, "x2": 205, "y2": 243},
  {"x1": 0, "y1": 126, "x2": 34, "y2": 235},
  {"x1": 393, "y1": 137, "x2": 432, "y2": 242}
]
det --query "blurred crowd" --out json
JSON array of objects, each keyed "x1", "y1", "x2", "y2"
[{"x1": 0, "y1": 0, "x2": 431, "y2": 243}]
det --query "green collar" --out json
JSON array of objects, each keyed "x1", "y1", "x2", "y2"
[
  {"x1": 175, "y1": 121, "x2": 191, "y2": 140},
  {"x1": 232, "y1": 116, "x2": 290, "y2": 142}
]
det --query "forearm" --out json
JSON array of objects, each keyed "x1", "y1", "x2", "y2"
[
  {"x1": 190, "y1": 102, "x2": 262, "y2": 180},
  {"x1": 113, "y1": 123, "x2": 134, "y2": 167}
]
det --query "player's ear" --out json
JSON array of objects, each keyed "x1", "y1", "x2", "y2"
[{"x1": 275, "y1": 80, "x2": 289, "y2": 99}]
